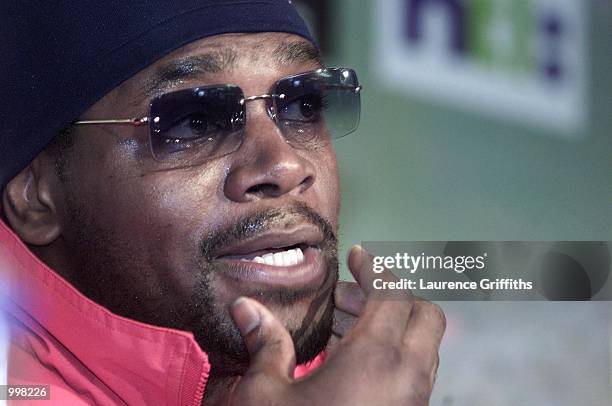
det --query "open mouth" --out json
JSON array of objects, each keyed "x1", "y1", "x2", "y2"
[
  {"x1": 212, "y1": 224, "x2": 327, "y2": 287},
  {"x1": 213, "y1": 224, "x2": 322, "y2": 265},
  {"x1": 225, "y1": 244, "x2": 307, "y2": 266}
]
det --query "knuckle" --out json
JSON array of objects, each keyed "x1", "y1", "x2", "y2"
[
  {"x1": 423, "y1": 302, "x2": 447, "y2": 331},
  {"x1": 404, "y1": 344, "x2": 439, "y2": 375}
]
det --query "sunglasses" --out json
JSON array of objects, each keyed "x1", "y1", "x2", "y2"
[{"x1": 73, "y1": 68, "x2": 361, "y2": 167}]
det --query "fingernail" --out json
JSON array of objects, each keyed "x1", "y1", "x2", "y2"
[
  {"x1": 231, "y1": 297, "x2": 261, "y2": 336},
  {"x1": 348, "y1": 245, "x2": 369, "y2": 269}
]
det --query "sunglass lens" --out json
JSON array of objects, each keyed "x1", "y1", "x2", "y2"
[
  {"x1": 149, "y1": 85, "x2": 245, "y2": 163},
  {"x1": 273, "y1": 68, "x2": 360, "y2": 144}
]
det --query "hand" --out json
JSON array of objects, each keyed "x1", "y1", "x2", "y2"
[
  {"x1": 329, "y1": 279, "x2": 365, "y2": 353},
  {"x1": 331, "y1": 257, "x2": 442, "y2": 352},
  {"x1": 226, "y1": 245, "x2": 446, "y2": 406}
]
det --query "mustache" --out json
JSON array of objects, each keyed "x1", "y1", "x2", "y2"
[{"x1": 200, "y1": 201, "x2": 337, "y2": 261}]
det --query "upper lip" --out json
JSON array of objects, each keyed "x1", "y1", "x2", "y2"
[{"x1": 213, "y1": 223, "x2": 323, "y2": 259}]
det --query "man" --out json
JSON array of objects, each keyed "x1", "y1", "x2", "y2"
[{"x1": 1, "y1": 1, "x2": 445, "y2": 404}]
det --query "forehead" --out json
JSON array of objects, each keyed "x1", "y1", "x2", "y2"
[
  {"x1": 119, "y1": 32, "x2": 321, "y2": 100},
  {"x1": 161, "y1": 32, "x2": 320, "y2": 66}
]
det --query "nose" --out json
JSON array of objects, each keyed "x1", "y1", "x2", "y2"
[{"x1": 223, "y1": 100, "x2": 316, "y2": 202}]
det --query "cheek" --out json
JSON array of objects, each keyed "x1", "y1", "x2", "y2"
[
  {"x1": 129, "y1": 164, "x2": 228, "y2": 252},
  {"x1": 313, "y1": 148, "x2": 340, "y2": 226},
  {"x1": 64, "y1": 152, "x2": 229, "y2": 284}
]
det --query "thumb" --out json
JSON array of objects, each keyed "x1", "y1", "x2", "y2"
[
  {"x1": 231, "y1": 297, "x2": 297, "y2": 379},
  {"x1": 347, "y1": 244, "x2": 399, "y2": 297}
]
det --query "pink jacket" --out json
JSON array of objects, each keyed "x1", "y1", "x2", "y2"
[{"x1": 0, "y1": 219, "x2": 324, "y2": 405}]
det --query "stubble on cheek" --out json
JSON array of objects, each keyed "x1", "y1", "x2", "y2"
[{"x1": 61, "y1": 199, "x2": 336, "y2": 374}]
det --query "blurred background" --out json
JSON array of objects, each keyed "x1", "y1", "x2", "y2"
[{"x1": 294, "y1": 0, "x2": 611, "y2": 404}]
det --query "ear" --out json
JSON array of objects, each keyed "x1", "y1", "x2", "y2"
[{"x1": 2, "y1": 155, "x2": 62, "y2": 246}]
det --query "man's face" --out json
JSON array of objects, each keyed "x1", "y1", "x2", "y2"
[{"x1": 49, "y1": 33, "x2": 340, "y2": 375}]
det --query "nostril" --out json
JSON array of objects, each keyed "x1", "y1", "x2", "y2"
[
  {"x1": 300, "y1": 175, "x2": 314, "y2": 191},
  {"x1": 246, "y1": 183, "x2": 280, "y2": 197}
]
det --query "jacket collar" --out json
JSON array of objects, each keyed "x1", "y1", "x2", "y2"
[{"x1": 1, "y1": 219, "x2": 210, "y2": 404}]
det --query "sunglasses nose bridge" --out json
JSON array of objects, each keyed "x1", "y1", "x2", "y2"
[{"x1": 242, "y1": 93, "x2": 278, "y2": 122}]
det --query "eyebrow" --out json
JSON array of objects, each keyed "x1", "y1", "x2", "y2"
[
  {"x1": 142, "y1": 49, "x2": 237, "y2": 97},
  {"x1": 273, "y1": 40, "x2": 322, "y2": 66},
  {"x1": 141, "y1": 40, "x2": 321, "y2": 98}
]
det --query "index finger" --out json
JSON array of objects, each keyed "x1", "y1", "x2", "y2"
[
  {"x1": 346, "y1": 245, "x2": 415, "y2": 342},
  {"x1": 347, "y1": 245, "x2": 411, "y2": 300},
  {"x1": 334, "y1": 281, "x2": 365, "y2": 316}
]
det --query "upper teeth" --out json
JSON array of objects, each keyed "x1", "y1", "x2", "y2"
[{"x1": 250, "y1": 247, "x2": 305, "y2": 266}]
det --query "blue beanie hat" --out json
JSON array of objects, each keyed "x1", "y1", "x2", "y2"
[{"x1": 0, "y1": 0, "x2": 314, "y2": 190}]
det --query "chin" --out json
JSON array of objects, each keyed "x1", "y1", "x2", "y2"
[
  {"x1": 197, "y1": 277, "x2": 336, "y2": 377},
  {"x1": 288, "y1": 288, "x2": 335, "y2": 365},
  {"x1": 188, "y1": 251, "x2": 340, "y2": 374}
]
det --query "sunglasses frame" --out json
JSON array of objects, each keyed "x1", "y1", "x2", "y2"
[{"x1": 72, "y1": 67, "x2": 362, "y2": 161}]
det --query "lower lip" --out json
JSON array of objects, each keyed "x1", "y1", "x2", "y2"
[{"x1": 214, "y1": 247, "x2": 325, "y2": 288}]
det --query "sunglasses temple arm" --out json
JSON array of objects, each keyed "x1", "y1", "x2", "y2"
[{"x1": 72, "y1": 117, "x2": 149, "y2": 126}]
